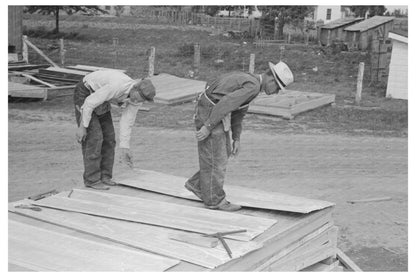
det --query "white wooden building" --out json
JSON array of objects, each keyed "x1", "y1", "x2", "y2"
[{"x1": 386, "y1": 30, "x2": 408, "y2": 100}]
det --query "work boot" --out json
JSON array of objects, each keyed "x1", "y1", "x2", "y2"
[
  {"x1": 101, "y1": 179, "x2": 118, "y2": 186},
  {"x1": 184, "y1": 181, "x2": 202, "y2": 200},
  {"x1": 216, "y1": 201, "x2": 241, "y2": 212},
  {"x1": 85, "y1": 181, "x2": 110, "y2": 190}
]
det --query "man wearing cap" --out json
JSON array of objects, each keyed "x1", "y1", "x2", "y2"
[
  {"x1": 74, "y1": 70, "x2": 156, "y2": 190},
  {"x1": 186, "y1": 61, "x2": 294, "y2": 211}
]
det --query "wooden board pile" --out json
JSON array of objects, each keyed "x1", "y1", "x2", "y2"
[
  {"x1": 149, "y1": 73, "x2": 206, "y2": 105},
  {"x1": 8, "y1": 65, "x2": 126, "y2": 100},
  {"x1": 248, "y1": 90, "x2": 336, "y2": 119},
  {"x1": 8, "y1": 170, "x2": 360, "y2": 272}
]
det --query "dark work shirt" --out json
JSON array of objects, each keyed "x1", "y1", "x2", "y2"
[{"x1": 204, "y1": 71, "x2": 261, "y2": 141}]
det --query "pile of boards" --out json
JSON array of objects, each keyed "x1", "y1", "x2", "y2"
[
  {"x1": 8, "y1": 170, "x2": 360, "y2": 272},
  {"x1": 8, "y1": 64, "x2": 125, "y2": 100}
]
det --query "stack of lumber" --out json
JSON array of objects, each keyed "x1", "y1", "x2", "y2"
[
  {"x1": 149, "y1": 73, "x2": 206, "y2": 105},
  {"x1": 8, "y1": 65, "x2": 125, "y2": 100},
  {"x1": 8, "y1": 170, "x2": 360, "y2": 272},
  {"x1": 248, "y1": 90, "x2": 336, "y2": 119}
]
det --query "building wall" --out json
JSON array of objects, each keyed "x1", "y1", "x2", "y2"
[
  {"x1": 386, "y1": 40, "x2": 408, "y2": 99},
  {"x1": 8, "y1": 6, "x2": 23, "y2": 53},
  {"x1": 315, "y1": 6, "x2": 342, "y2": 24}
]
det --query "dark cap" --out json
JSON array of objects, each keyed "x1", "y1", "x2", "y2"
[{"x1": 134, "y1": 79, "x2": 156, "y2": 102}]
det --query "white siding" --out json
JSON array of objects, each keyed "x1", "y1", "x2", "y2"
[
  {"x1": 315, "y1": 6, "x2": 342, "y2": 23},
  {"x1": 386, "y1": 40, "x2": 408, "y2": 100}
]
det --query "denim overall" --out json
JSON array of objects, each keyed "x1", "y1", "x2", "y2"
[{"x1": 73, "y1": 82, "x2": 116, "y2": 186}]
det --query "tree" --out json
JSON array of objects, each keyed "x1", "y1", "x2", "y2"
[
  {"x1": 257, "y1": 6, "x2": 314, "y2": 39},
  {"x1": 349, "y1": 6, "x2": 386, "y2": 18},
  {"x1": 25, "y1": 6, "x2": 106, "y2": 33}
]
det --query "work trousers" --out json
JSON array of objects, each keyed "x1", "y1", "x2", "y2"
[
  {"x1": 74, "y1": 82, "x2": 116, "y2": 186},
  {"x1": 187, "y1": 93, "x2": 231, "y2": 208}
]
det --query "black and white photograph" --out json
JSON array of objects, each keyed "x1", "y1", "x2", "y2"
[{"x1": 6, "y1": 1, "x2": 410, "y2": 272}]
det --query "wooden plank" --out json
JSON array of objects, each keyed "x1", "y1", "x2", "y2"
[
  {"x1": 33, "y1": 192, "x2": 275, "y2": 241},
  {"x1": 9, "y1": 202, "x2": 262, "y2": 269},
  {"x1": 347, "y1": 196, "x2": 392, "y2": 204},
  {"x1": 248, "y1": 90, "x2": 335, "y2": 119},
  {"x1": 169, "y1": 233, "x2": 219, "y2": 248},
  {"x1": 336, "y1": 248, "x2": 362, "y2": 272},
  {"x1": 8, "y1": 64, "x2": 50, "y2": 71},
  {"x1": 301, "y1": 260, "x2": 340, "y2": 271},
  {"x1": 262, "y1": 226, "x2": 338, "y2": 271},
  {"x1": 63, "y1": 189, "x2": 276, "y2": 240},
  {"x1": 9, "y1": 220, "x2": 179, "y2": 271},
  {"x1": 42, "y1": 66, "x2": 89, "y2": 76},
  {"x1": 8, "y1": 82, "x2": 47, "y2": 99},
  {"x1": 117, "y1": 169, "x2": 334, "y2": 213},
  {"x1": 213, "y1": 207, "x2": 334, "y2": 271},
  {"x1": 9, "y1": 71, "x2": 56, "y2": 88},
  {"x1": 149, "y1": 73, "x2": 206, "y2": 105},
  {"x1": 67, "y1": 64, "x2": 126, "y2": 72},
  {"x1": 22, "y1": 37, "x2": 59, "y2": 67},
  {"x1": 254, "y1": 223, "x2": 334, "y2": 270}
]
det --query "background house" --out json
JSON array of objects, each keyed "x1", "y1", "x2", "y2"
[
  {"x1": 318, "y1": 17, "x2": 363, "y2": 46},
  {"x1": 310, "y1": 6, "x2": 343, "y2": 24},
  {"x1": 386, "y1": 30, "x2": 408, "y2": 100},
  {"x1": 344, "y1": 16, "x2": 395, "y2": 50}
]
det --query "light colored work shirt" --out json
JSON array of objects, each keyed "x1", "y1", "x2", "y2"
[{"x1": 80, "y1": 70, "x2": 140, "y2": 149}]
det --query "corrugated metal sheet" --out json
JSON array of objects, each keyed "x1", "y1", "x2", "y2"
[
  {"x1": 320, "y1": 17, "x2": 363, "y2": 30},
  {"x1": 344, "y1": 16, "x2": 395, "y2": 32}
]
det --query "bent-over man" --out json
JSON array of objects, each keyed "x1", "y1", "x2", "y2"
[
  {"x1": 74, "y1": 70, "x2": 155, "y2": 190},
  {"x1": 186, "y1": 61, "x2": 294, "y2": 211}
]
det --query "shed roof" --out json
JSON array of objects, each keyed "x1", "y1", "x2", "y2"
[
  {"x1": 344, "y1": 16, "x2": 395, "y2": 32},
  {"x1": 320, "y1": 17, "x2": 363, "y2": 30}
]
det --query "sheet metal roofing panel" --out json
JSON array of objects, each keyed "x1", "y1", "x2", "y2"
[{"x1": 320, "y1": 17, "x2": 364, "y2": 30}]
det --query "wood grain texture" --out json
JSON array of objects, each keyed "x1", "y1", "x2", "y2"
[
  {"x1": 33, "y1": 191, "x2": 276, "y2": 241},
  {"x1": 9, "y1": 201, "x2": 262, "y2": 269},
  {"x1": 248, "y1": 90, "x2": 335, "y2": 118},
  {"x1": 117, "y1": 169, "x2": 334, "y2": 213},
  {"x1": 149, "y1": 73, "x2": 206, "y2": 105},
  {"x1": 9, "y1": 220, "x2": 179, "y2": 271},
  {"x1": 8, "y1": 82, "x2": 47, "y2": 99}
]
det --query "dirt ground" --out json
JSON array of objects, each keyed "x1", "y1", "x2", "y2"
[{"x1": 8, "y1": 97, "x2": 407, "y2": 271}]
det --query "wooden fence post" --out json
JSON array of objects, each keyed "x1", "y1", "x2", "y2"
[
  {"x1": 22, "y1": 35, "x2": 28, "y2": 63},
  {"x1": 148, "y1": 46, "x2": 155, "y2": 77},
  {"x1": 59, "y1": 38, "x2": 65, "y2": 66},
  {"x1": 249, "y1": 53, "x2": 255, "y2": 74},
  {"x1": 112, "y1": 37, "x2": 118, "y2": 68},
  {"x1": 193, "y1": 43, "x2": 200, "y2": 77},
  {"x1": 355, "y1": 62, "x2": 365, "y2": 105}
]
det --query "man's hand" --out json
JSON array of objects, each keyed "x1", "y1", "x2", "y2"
[
  {"x1": 196, "y1": 125, "x2": 211, "y2": 141},
  {"x1": 231, "y1": 140, "x2": 240, "y2": 158},
  {"x1": 76, "y1": 126, "x2": 87, "y2": 143},
  {"x1": 120, "y1": 148, "x2": 134, "y2": 168}
]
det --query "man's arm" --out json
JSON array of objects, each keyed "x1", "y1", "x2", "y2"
[
  {"x1": 231, "y1": 106, "x2": 248, "y2": 141},
  {"x1": 203, "y1": 80, "x2": 258, "y2": 131},
  {"x1": 119, "y1": 103, "x2": 140, "y2": 149}
]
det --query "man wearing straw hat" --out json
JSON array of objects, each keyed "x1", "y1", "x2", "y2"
[
  {"x1": 186, "y1": 61, "x2": 294, "y2": 211},
  {"x1": 74, "y1": 70, "x2": 156, "y2": 190}
]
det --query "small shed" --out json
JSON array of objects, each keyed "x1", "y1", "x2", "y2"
[
  {"x1": 386, "y1": 30, "x2": 408, "y2": 100},
  {"x1": 318, "y1": 17, "x2": 363, "y2": 46},
  {"x1": 8, "y1": 6, "x2": 23, "y2": 55},
  {"x1": 344, "y1": 16, "x2": 395, "y2": 50}
]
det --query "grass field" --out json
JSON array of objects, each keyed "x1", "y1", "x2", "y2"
[{"x1": 18, "y1": 14, "x2": 408, "y2": 137}]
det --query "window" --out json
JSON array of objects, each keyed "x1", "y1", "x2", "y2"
[{"x1": 326, "y1": 9, "x2": 332, "y2": 20}]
